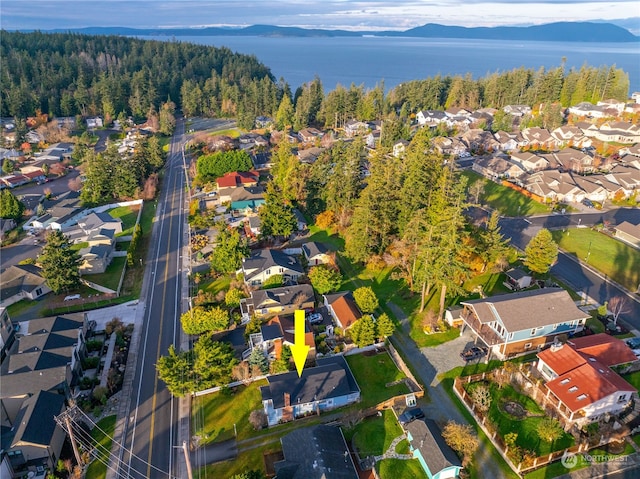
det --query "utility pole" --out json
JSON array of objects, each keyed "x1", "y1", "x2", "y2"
[
  {"x1": 56, "y1": 406, "x2": 83, "y2": 467},
  {"x1": 180, "y1": 441, "x2": 193, "y2": 479}
]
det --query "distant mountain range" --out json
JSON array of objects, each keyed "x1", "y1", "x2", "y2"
[{"x1": 38, "y1": 21, "x2": 640, "y2": 42}]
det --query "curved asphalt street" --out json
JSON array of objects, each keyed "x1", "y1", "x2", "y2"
[
  {"x1": 498, "y1": 208, "x2": 640, "y2": 330},
  {"x1": 117, "y1": 119, "x2": 187, "y2": 479}
]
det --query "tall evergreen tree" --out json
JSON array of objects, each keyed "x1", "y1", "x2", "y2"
[
  {"x1": 0, "y1": 189, "x2": 25, "y2": 220},
  {"x1": 39, "y1": 230, "x2": 82, "y2": 294},
  {"x1": 524, "y1": 228, "x2": 558, "y2": 275}
]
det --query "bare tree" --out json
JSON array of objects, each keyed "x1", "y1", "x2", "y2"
[{"x1": 609, "y1": 296, "x2": 631, "y2": 325}]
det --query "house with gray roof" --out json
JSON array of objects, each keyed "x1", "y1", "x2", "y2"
[
  {"x1": 78, "y1": 244, "x2": 113, "y2": 274},
  {"x1": 0, "y1": 390, "x2": 66, "y2": 477},
  {"x1": 615, "y1": 221, "x2": 640, "y2": 247},
  {"x1": 260, "y1": 356, "x2": 360, "y2": 426},
  {"x1": 240, "y1": 284, "x2": 315, "y2": 321},
  {"x1": 302, "y1": 242, "x2": 331, "y2": 266},
  {"x1": 405, "y1": 418, "x2": 462, "y2": 479},
  {"x1": 460, "y1": 288, "x2": 588, "y2": 360},
  {"x1": 241, "y1": 249, "x2": 303, "y2": 287},
  {"x1": 0, "y1": 265, "x2": 51, "y2": 308},
  {"x1": 274, "y1": 425, "x2": 358, "y2": 479}
]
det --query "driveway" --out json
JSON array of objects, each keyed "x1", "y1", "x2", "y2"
[{"x1": 387, "y1": 301, "x2": 507, "y2": 479}]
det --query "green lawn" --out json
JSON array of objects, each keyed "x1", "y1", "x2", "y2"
[
  {"x1": 85, "y1": 415, "x2": 116, "y2": 479},
  {"x1": 461, "y1": 170, "x2": 551, "y2": 216},
  {"x1": 376, "y1": 458, "x2": 429, "y2": 479},
  {"x1": 199, "y1": 274, "x2": 233, "y2": 296},
  {"x1": 108, "y1": 204, "x2": 139, "y2": 236},
  {"x1": 6, "y1": 299, "x2": 36, "y2": 318},
  {"x1": 345, "y1": 351, "x2": 410, "y2": 408},
  {"x1": 622, "y1": 371, "x2": 640, "y2": 391},
  {"x1": 71, "y1": 241, "x2": 89, "y2": 252},
  {"x1": 345, "y1": 409, "x2": 404, "y2": 457},
  {"x1": 192, "y1": 380, "x2": 267, "y2": 444},
  {"x1": 201, "y1": 443, "x2": 279, "y2": 478},
  {"x1": 550, "y1": 228, "x2": 640, "y2": 292},
  {"x1": 87, "y1": 257, "x2": 127, "y2": 291}
]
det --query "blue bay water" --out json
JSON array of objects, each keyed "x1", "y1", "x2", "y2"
[{"x1": 148, "y1": 35, "x2": 640, "y2": 95}]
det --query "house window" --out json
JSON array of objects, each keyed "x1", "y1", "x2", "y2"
[
  {"x1": 569, "y1": 386, "x2": 578, "y2": 392},
  {"x1": 530, "y1": 328, "x2": 537, "y2": 336},
  {"x1": 509, "y1": 332, "x2": 514, "y2": 340},
  {"x1": 553, "y1": 323, "x2": 558, "y2": 329},
  {"x1": 35, "y1": 288, "x2": 42, "y2": 296},
  {"x1": 560, "y1": 378, "x2": 570, "y2": 385},
  {"x1": 524, "y1": 343, "x2": 532, "y2": 350},
  {"x1": 577, "y1": 394, "x2": 587, "y2": 401},
  {"x1": 618, "y1": 394, "x2": 628, "y2": 403}
]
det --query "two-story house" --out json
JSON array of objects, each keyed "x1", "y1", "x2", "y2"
[
  {"x1": 460, "y1": 288, "x2": 589, "y2": 360},
  {"x1": 240, "y1": 284, "x2": 315, "y2": 321},
  {"x1": 536, "y1": 334, "x2": 637, "y2": 426},
  {"x1": 241, "y1": 249, "x2": 304, "y2": 287},
  {"x1": 247, "y1": 314, "x2": 315, "y2": 362}
]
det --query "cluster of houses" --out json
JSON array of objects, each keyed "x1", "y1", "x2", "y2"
[
  {"x1": 0, "y1": 307, "x2": 91, "y2": 478},
  {"x1": 0, "y1": 142, "x2": 73, "y2": 190}
]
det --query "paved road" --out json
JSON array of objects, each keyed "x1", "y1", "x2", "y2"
[
  {"x1": 498, "y1": 209, "x2": 640, "y2": 330},
  {"x1": 117, "y1": 119, "x2": 187, "y2": 479}
]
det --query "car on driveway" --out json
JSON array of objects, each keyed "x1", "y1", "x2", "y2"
[
  {"x1": 626, "y1": 337, "x2": 640, "y2": 350},
  {"x1": 460, "y1": 346, "x2": 488, "y2": 362},
  {"x1": 398, "y1": 407, "x2": 425, "y2": 425},
  {"x1": 582, "y1": 198, "x2": 594, "y2": 208},
  {"x1": 307, "y1": 313, "x2": 323, "y2": 324}
]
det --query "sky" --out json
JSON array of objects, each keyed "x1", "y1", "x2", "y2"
[{"x1": 1, "y1": 0, "x2": 639, "y2": 31}]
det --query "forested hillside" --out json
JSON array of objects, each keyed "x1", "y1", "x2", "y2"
[{"x1": 0, "y1": 31, "x2": 277, "y2": 122}]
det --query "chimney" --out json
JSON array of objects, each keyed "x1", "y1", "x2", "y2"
[{"x1": 284, "y1": 392, "x2": 291, "y2": 407}]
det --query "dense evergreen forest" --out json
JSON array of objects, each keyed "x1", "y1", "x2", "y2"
[{"x1": 1, "y1": 31, "x2": 631, "y2": 131}]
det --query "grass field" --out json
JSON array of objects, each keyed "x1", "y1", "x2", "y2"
[
  {"x1": 461, "y1": 170, "x2": 550, "y2": 216},
  {"x1": 88, "y1": 257, "x2": 127, "y2": 292},
  {"x1": 345, "y1": 409, "x2": 404, "y2": 457},
  {"x1": 192, "y1": 380, "x2": 267, "y2": 444},
  {"x1": 109, "y1": 204, "x2": 139, "y2": 236},
  {"x1": 85, "y1": 415, "x2": 116, "y2": 479},
  {"x1": 376, "y1": 457, "x2": 429, "y2": 479},
  {"x1": 345, "y1": 351, "x2": 410, "y2": 408},
  {"x1": 550, "y1": 228, "x2": 640, "y2": 292},
  {"x1": 623, "y1": 371, "x2": 640, "y2": 391}
]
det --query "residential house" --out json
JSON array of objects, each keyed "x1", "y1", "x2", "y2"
[
  {"x1": 572, "y1": 175, "x2": 615, "y2": 203},
  {"x1": 504, "y1": 268, "x2": 533, "y2": 290},
  {"x1": 78, "y1": 244, "x2": 113, "y2": 274},
  {"x1": 218, "y1": 186, "x2": 265, "y2": 213},
  {"x1": 493, "y1": 131, "x2": 519, "y2": 152},
  {"x1": 460, "y1": 129, "x2": 500, "y2": 153},
  {"x1": 298, "y1": 128, "x2": 324, "y2": 144},
  {"x1": 416, "y1": 110, "x2": 447, "y2": 127},
  {"x1": 523, "y1": 170, "x2": 587, "y2": 203},
  {"x1": 536, "y1": 335, "x2": 637, "y2": 425},
  {"x1": 544, "y1": 148, "x2": 595, "y2": 174},
  {"x1": 510, "y1": 151, "x2": 549, "y2": 172},
  {"x1": 248, "y1": 314, "x2": 315, "y2": 362},
  {"x1": 575, "y1": 121, "x2": 600, "y2": 137},
  {"x1": 605, "y1": 165, "x2": 640, "y2": 197},
  {"x1": 521, "y1": 127, "x2": 558, "y2": 150},
  {"x1": 503, "y1": 105, "x2": 531, "y2": 117},
  {"x1": 344, "y1": 120, "x2": 370, "y2": 137},
  {"x1": 597, "y1": 99, "x2": 626, "y2": 114},
  {"x1": 1, "y1": 313, "x2": 87, "y2": 424},
  {"x1": 393, "y1": 139, "x2": 410, "y2": 158},
  {"x1": 469, "y1": 110, "x2": 494, "y2": 128},
  {"x1": 365, "y1": 130, "x2": 381, "y2": 149},
  {"x1": 0, "y1": 175, "x2": 30, "y2": 189},
  {"x1": 0, "y1": 308, "x2": 16, "y2": 362},
  {"x1": 244, "y1": 215, "x2": 261, "y2": 238},
  {"x1": 323, "y1": 291, "x2": 362, "y2": 330},
  {"x1": 0, "y1": 390, "x2": 66, "y2": 478},
  {"x1": 292, "y1": 208, "x2": 307, "y2": 231},
  {"x1": 215, "y1": 170, "x2": 259, "y2": 189},
  {"x1": 85, "y1": 117, "x2": 103, "y2": 129},
  {"x1": 619, "y1": 144, "x2": 640, "y2": 159},
  {"x1": 302, "y1": 242, "x2": 331, "y2": 266},
  {"x1": 0, "y1": 218, "x2": 16, "y2": 241},
  {"x1": 240, "y1": 284, "x2": 315, "y2": 321},
  {"x1": 297, "y1": 147, "x2": 325, "y2": 164},
  {"x1": 76, "y1": 211, "x2": 123, "y2": 236},
  {"x1": 274, "y1": 425, "x2": 358, "y2": 479},
  {"x1": 238, "y1": 133, "x2": 268, "y2": 151},
  {"x1": 252, "y1": 152, "x2": 272, "y2": 169},
  {"x1": 460, "y1": 288, "x2": 589, "y2": 360},
  {"x1": 566, "y1": 102, "x2": 609, "y2": 119},
  {"x1": 445, "y1": 107, "x2": 472, "y2": 118},
  {"x1": 444, "y1": 307, "x2": 464, "y2": 328},
  {"x1": 433, "y1": 137, "x2": 468, "y2": 157},
  {"x1": 0, "y1": 265, "x2": 51, "y2": 308},
  {"x1": 472, "y1": 156, "x2": 526, "y2": 181},
  {"x1": 241, "y1": 249, "x2": 304, "y2": 287},
  {"x1": 594, "y1": 121, "x2": 640, "y2": 144},
  {"x1": 615, "y1": 221, "x2": 640, "y2": 247},
  {"x1": 260, "y1": 356, "x2": 360, "y2": 426},
  {"x1": 19, "y1": 167, "x2": 46, "y2": 184},
  {"x1": 32, "y1": 191, "x2": 83, "y2": 231},
  {"x1": 551, "y1": 126, "x2": 592, "y2": 149},
  {"x1": 209, "y1": 135, "x2": 236, "y2": 151},
  {"x1": 405, "y1": 418, "x2": 463, "y2": 479},
  {"x1": 255, "y1": 116, "x2": 274, "y2": 128}
]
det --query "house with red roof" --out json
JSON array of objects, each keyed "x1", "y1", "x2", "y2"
[
  {"x1": 536, "y1": 334, "x2": 637, "y2": 426},
  {"x1": 323, "y1": 291, "x2": 362, "y2": 330},
  {"x1": 215, "y1": 170, "x2": 259, "y2": 189}
]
